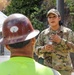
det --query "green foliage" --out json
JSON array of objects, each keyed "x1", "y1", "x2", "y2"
[
  {"x1": 69, "y1": 13, "x2": 74, "y2": 31},
  {"x1": 3, "y1": 0, "x2": 74, "y2": 32},
  {"x1": 4, "y1": 0, "x2": 47, "y2": 31},
  {"x1": 4, "y1": 0, "x2": 56, "y2": 32},
  {"x1": 4, "y1": 0, "x2": 74, "y2": 32},
  {"x1": 4, "y1": 0, "x2": 41, "y2": 15},
  {"x1": 66, "y1": 0, "x2": 74, "y2": 12},
  {"x1": 65, "y1": 0, "x2": 74, "y2": 31}
]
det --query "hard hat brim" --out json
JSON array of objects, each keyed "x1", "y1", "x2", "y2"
[{"x1": 0, "y1": 30, "x2": 39, "y2": 44}]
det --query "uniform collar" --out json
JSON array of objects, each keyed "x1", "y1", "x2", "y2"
[{"x1": 49, "y1": 25, "x2": 63, "y2": 34}]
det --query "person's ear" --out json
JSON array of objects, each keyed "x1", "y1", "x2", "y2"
[
  {"x1": 59, "y1": 16, "x2": 61, "y2": 21},
  {"x1": 31, "y1": 38, "x2": 36, "y2": 45},
  {"x1": 5, "y1": 45, "x2": 10, "y2": 50}
]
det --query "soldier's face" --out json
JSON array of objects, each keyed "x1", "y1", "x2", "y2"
[{"x1": 47, "y1": 14, "x2": 61, "y2": 27}]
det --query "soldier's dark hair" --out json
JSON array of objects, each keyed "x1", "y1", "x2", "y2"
[
  {"x1": 59, "y1": 21, "x2": 63, "y2": 26},
  {"x1": 8, "y1": 40, "x2": 30, "y2": 49}
]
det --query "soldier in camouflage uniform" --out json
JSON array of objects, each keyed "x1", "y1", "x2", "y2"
[{"x1": 34, "y1": 9, "x2": 74, "y2": 75}]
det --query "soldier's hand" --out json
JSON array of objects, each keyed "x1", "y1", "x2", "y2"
[
  {"x1": 51, "y1": 34, "x2": 61, "y2": 44},
  {"x1": 44, "y1": 44, "x2": 55, "y2": 52}
]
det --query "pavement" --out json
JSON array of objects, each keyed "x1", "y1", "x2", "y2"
[
  {"x1": 0, "y1": 55, "x2": 74, "y2": 75},
  {"x1": 0, "y1": 55, "x2": 10, "y2": 63}
]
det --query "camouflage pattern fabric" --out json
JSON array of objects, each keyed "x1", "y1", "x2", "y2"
[{"x1": 35, "y1": 26, "x2": 74, "y2": 72}]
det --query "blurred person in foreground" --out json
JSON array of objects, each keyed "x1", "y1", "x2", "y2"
[
  {"x1": 0, "y1": 13, "x2": 61, "y2": 75},
  {"x1": 35, "y1": 8, "x2": 74, "y2": 75}
]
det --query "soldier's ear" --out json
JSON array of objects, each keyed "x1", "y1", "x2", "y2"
[{"x1": 59, "y1": 16, "x2": 61, "y2": 21}]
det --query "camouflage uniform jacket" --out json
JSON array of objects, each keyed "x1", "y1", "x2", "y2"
[{"x1": 35, "y1": 25, "x2": 74, "y2": 71}]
